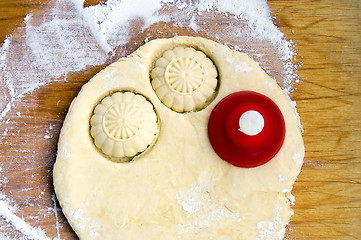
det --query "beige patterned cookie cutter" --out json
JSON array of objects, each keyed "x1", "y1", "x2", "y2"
[
  {"x1": 151, "y1": 46, "x2": 218, "y2": 113},
  {"x1": 90, "y1": 91, "x2": 159, "y2": 162}
]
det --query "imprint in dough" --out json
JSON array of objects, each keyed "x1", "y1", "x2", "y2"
[
  {"x1": 151, "y1": 46, "x2": 218, "y2": 112},
  {"x1": 90, "y1": 91, "x2": 158, "y2": 161}
]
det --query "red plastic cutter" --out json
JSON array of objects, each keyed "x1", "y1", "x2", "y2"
[{"x1": 208, "y1": 91, "x2": 286, "y2": 168}]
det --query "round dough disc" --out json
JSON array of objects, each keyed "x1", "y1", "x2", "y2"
[{"x1": 53, "y1": 36, "x2": 304, "y2": 240}]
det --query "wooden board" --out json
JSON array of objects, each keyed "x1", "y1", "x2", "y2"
[{"x1": 0, "y1": 0, "x2": 360, "y2": 239}]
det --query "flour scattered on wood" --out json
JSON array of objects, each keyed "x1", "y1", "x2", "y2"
[
  {"x1": 0, "y1": 193, "x2": 51, "y2": 240},
  {"x1": 0, "y1": 0, "x2": 300, "y2": 238}
]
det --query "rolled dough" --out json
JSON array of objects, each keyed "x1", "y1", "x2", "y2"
[{"x1": 53, "y1": 36, "x2": 304, "y2": 240}]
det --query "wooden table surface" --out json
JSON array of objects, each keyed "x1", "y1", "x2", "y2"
[{"x1": 0, "y1": 0, "x2": 360, "y2": 239}]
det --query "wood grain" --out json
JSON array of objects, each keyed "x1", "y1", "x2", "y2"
[
  {"x1": 1, "y1": 0, "x2": 360, "y2": 239},
  {"x1": 268, "y1": 0, "x2": 361, "y2": 239}
]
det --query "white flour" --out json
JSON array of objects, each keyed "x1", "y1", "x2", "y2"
[
  {"x1": 0, "y1": 0, "x2": 300, "y2": 238},
  {"x1": 176, "y1": 183, "x2": 242, "y2": 238},
  {"x1": 257, "y1": 206, "x2": 285, "y2": 240},
  {"x1": 0, "y1": 193, "x2": 50, "y2": 240}
]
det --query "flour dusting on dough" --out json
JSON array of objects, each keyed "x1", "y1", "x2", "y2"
[
  {"x1": 227, "y1": 57, "x2": 253, "y2": 72},
  {"x1": 257, "y1": 206, "x2": 285, "y2": 240},
  {"x1": 293, "y1": 152, "x2": 304, "y2": 166},
  {"x1": 62, "y1": 199, "x2": 100, "y2": 239},
  {"x1": 176, "y1": 183, "x2": 242, "y2": 237}
]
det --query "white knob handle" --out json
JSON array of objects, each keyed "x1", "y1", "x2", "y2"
[{"x1": 238, "y1": 110, "x2": 264, "y2": 136}]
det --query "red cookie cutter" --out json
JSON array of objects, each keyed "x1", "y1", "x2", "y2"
[{"x1": 208, "y1": 91, "x2": 285, "y2": 168}]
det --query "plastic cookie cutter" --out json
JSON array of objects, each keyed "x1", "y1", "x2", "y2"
[{"x1": 208, "y1": 91, "x2": 286, "y2": 168}]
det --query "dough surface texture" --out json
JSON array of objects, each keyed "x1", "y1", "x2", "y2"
[{"x1": 53, "y1": 36, "x2": 304, "y2": 240}]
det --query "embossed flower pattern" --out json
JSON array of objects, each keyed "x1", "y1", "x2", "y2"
[
  {"x1": 90, "y1": 92, "x2": 158, "y2": 160},
  {"x1": 151, "y1": 47, "x2": 218, "y2": 112}
]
